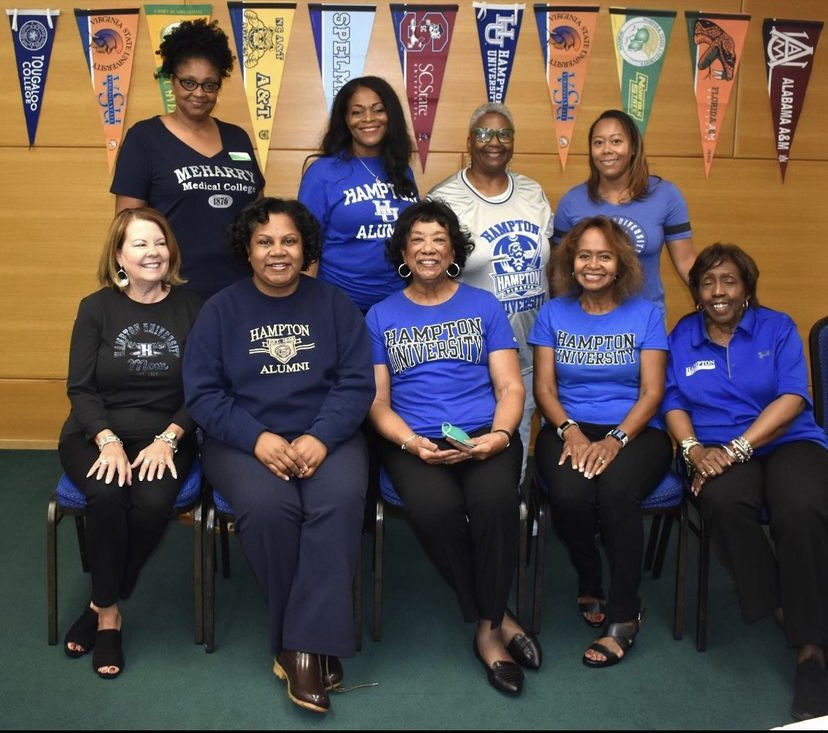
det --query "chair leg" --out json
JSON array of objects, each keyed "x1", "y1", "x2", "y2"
[
  {"x1": 193, "y1": 499, "x2": 204, "y2": 646},
  {"x1": 696, "y1": 518, "x2": 711, "y2": 652},
  {"x1": 372, "y1": 499, "x2": 384, "y2": 642},
  {"x1": 353, "y1": 536, "x2": 363, "y2": 652},
  {"x1": 75, "y1": 516, "x2": 89, "y2": 573},
  {"x1": 673, "y1": 502, "x2": 688, "y2": 640},
  {"x1": 643, "y1": 515, "x2": 662, "y2": 572},
  {"x1": 219, "y1": 515, "x2": 231, "y2": 579},
  {"x1": 203, "y1": 503, "x2": 216, "y2": 653},
  {"x1": 652, "y1": 515, "x2": 674, "y2": 579},
  {"x1": 530, "y1": 499, "x2": 547, "y2": 635},
  {"x1": 516, "y1": 502, "x2": 528, "y2": 626},
  {"x1": 47, "y1": 495, "x2": 61, "y2": 645}
]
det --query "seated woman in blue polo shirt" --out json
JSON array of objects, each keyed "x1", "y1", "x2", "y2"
[{"x1": 663, "y1": 243, "x2": 828, "y2": 722}]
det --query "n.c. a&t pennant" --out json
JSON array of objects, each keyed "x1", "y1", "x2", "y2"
[
  {"x1": 74, "y1": 8, "x2": 140, "y2": 172},
  {"x1": 6, "y1": 8, "x2": 60, "y2": 146},
  {"x1": 228, "y1": 2, "x2": 296, "y2": 170},
  {"x1": 473, "y1": 2, "x2": 525, "y2": 104}
]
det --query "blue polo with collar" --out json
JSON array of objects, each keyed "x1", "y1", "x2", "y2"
[{"x1": 664, "y1": 306, "x2": 827, "y2": 453}]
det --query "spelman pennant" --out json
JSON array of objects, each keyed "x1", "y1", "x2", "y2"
[
  {"x1": 473, "y1": 2, "x2": 524, "y2": 104},
  {"x1": 144, "y1": 4, "x2": 212, "y2": 114},
  {"x1": 390, "y1": 4, "x2": 458, "y2": 171},
  {"x1": 75, "y1": 8, "x2": 140, "y2": 172},
  {"x1": 6, "y1": 8, "x2": 59, "y2": 146},
  {"x1": 609, "y1": 8, "x2": 675, "y2": 136},
  {"x1": 534, "y1": 5, "x2": 599, "y2": 170},
  {"x1": 763, "y1": 18, "x2": 822, "y2": 182},
  {"x1": 309, "y1": 4, "x2": 376, "y2": 111},
  {"x1": 685, "y1": 11, "x2": 750, "y2": 178},
  {"x1": 228, "y1": 2, "x2": 296, "y2": 171}
]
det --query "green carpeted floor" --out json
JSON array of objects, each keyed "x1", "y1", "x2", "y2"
[{"x1": 0, "y1": 449, "x2": 801, "y2": 729}]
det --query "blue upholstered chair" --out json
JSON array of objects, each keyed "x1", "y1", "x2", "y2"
[
  {"x1": 46, "y1": 461, "x2": 205, "y2": 646},
  {"x1": 529, "y1": 467, "x2": 688, "y2": 639},
  {"x1": 809, "y1": 316, "x2": 828, "y2": 431}
]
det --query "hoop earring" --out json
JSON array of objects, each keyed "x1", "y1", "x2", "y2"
[
  {"x1": 695, "y1": 303, "x2": 704, "y2": 312},
  {"x1": 571, "y1": 271, "x2": 576, "y2": 279},
  {"x1": 743, "y1": 296, "x2": 750, "y2": 309},
  {"x1": 116, "y1": 266, "x2": 130, "y2": 289},
  {"x1": 446, "y1": 262, "x2": 461, "y2": 279},
  {"x1": 397, "y1": 263, "x2": 411, "y2": 279}
]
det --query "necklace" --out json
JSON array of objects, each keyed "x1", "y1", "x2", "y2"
[{"x1": 356, "y1": 156, "x2": 382, "y2": 184}]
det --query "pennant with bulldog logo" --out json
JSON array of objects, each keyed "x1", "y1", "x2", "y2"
[
  {"x1": 685, "y1": 11, "x2": 750, "y2": 178},
  {"x1": 763, "y1": 18, "x2": 822, "y2": 181},
  {"x1": 308, "y1": 3, "x2": 376, "y2": 111},
  {"x1": 228, "y1": 1, "x2": 296, "y2": 170},
  {"x1": 75, "y1": 8, "x2": 140, "y2": 172},
  {"x1": 6, "y1": 8, "x2": 59, "y2": 146},
  {"x1": 144, "y1": 4, "x2": 212, "y2": 114},
  {"x1": 609, "y1": 7, "x2": 675, "y2": 136},
  {"x1": 390, "y1": 3, "x2": 458, "y2": 171},
  {"x1": 473, "y1": 2, "x2": 524, "y2": 104},
  {"x1": 534, "y1": 5, "x2": 599, "y2": 170}
]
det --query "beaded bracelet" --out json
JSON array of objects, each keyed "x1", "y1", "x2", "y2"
[
  {"x1": 96, "y1": 434, "x2": 123, "y2": 452},
  {"x1": 728, "y1": 435, "x2": 754, "y2": 463}
]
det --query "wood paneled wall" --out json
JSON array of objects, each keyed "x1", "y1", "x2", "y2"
[{"x1": 1, "y1": 0, "x2": 826, "y2": 446}]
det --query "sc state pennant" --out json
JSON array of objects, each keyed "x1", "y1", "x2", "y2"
[
  {"x1": 144, "y1": 4, "x2": 213, "y2": 114},
  {"x1": 308, "y1": 4, "x2": 376, "y2": 111},
  {"x1": 390, "y1": 4, "x2": 458, "y2": 171},
  {"x1": 763, "y1": 18, "x2": 822, "y2": 182},
  {"x1": 685, "y1": 11, "x2": 750, "y2": 178},
  {"x1": 75, "y1": 8, "x2": 140, "y2": 172},
  {"x1": 228, "y1": 2, "x2": 296, "y2": 171},
  {"x1": 609, "y1": 8, "x2": 675, "y2": 136},
  {"x1": 6, "y1": 8, "x2": 60, "y2": 146},
  {"x1": 473, "y1": 2, "x2": 524, "y2": 104},
  {"x1": 534, "y1": 5, "x2": 599, "y2": 170}
]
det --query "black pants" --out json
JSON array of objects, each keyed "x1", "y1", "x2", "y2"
[
  {"x1": 695, "y1": 440, "x2": 828, "y2": 648},
  {"x1": 58, "y1": 433, "x2": 197, "y2": 608},
  {"x1": 535, "y1": 422, "x2": 673, "y2": 624},
  {"x1": 380, "y1": 430, "x2": 522, "y2": 628}
]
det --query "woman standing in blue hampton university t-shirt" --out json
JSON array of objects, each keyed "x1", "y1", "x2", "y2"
[
  {"x1": 298, "y1": 76, "x2": 418, "y2": 313},
  {"x1": 530, "y1": 215, "x2": 672, "y2": 670}
]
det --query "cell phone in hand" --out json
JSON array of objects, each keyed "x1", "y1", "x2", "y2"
[{"x1": 441, "y1": 422, "x2": 476, "y2": 451}]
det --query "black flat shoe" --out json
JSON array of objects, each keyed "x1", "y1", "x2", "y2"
[
  {"x1": 504, "y1": 609, "x2": 543, "y2": 670},
  {"x1": 473, "y1": 638, "x2": 523, "y2": 696},
  {"x1": 791, "y1": 658, "x2": 828, "y2": 721},
  {"x1": 582, "y1": 613, "x2": 642, "y2": 669},
  {"x1": 64, "y1": 605, "x2": 97, "y2": 658},
  {"x1": 93, "y1": 629, "x2": 124, "y2": 679}
]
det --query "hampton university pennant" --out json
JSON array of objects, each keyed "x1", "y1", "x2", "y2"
[
  {"x1": 473, "y1": 2, "x2": 524, "y2": 104},
  {"x1": 390, "y1": 4, "x2": 458, "y2": 171},
  {"x1": 144, "y1": 4, "x2": 212, "y2": 114},
  {"x1": 75, "y1": 8, "x2": 140, "y2": 171},
  {"x1": 228, "y1": 2, "x2": 296, "y2": 170},
  {"x1": 609, "y1": 8, "x2": 675, "y2": 136},
  {"x1": 763, "y1": 18, "x2": 822, "y2": 181},
  {"x1": 534, "y1": 5, "x2": 599, "y2": 169},
  {"x1": 6, "y1": 8, "x2": 59, "y2": 146},
  {"x1": 309, "y1": 3, "x2": 376, "y2": 111}
]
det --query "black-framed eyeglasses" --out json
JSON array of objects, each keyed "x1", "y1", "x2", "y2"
[
  {"x1": 173, "y1": 74, "x2": 221, "y2": 93},
  {"x1": 472, "y1": 127, "x2": 515, "y2": 144}
]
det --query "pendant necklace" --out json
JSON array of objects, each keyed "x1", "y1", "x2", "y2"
[{"x1": 356, "y1": 156, "x2": 382, "y2": 184}]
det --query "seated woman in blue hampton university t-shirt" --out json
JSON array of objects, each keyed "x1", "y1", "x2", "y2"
[
  {"x1": 367, "y1": 200, "x2": 542, "y2": 698},
  {"x1": 529, "y1": 215, "x2": 672, "y2": 669}
]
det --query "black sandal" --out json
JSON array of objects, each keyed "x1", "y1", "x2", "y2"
[
  {"x1": 791, "y1": 658, "x2": 828, "y2": 721},
  {"x1": 93, "y1": 629, "x2": 124, "y2": 679},
  {"x1": 64, "y1": 605, "x2": 98, "y2": 658},
  {"x1": 582, "y1": 613, "x2": 642, "y2": 668},
  {"x1": 577, "y1": 598, "x2": 607, "y2": 628}
]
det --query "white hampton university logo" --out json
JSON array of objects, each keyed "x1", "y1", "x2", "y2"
[{"x1": 685, "y1": 359, "x2": 715, "y2": 377}]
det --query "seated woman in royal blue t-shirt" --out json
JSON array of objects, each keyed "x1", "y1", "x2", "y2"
[
  {"x1": 664, "y1": 243, "x2": 828, "y2": 722},
  {"x1": 367, "y1": 200, "x2": 542, "y2": 697},
  {"x1": 529, "y1": 215, "x2": 672, "y2": 669}
]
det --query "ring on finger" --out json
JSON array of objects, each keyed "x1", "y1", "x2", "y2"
[
  {"x1": 598, "y1": 456, "x2": 606, "y2": 464},
  {"x1": 99, "y1": 459, "x2": 109, "y2": 466}
]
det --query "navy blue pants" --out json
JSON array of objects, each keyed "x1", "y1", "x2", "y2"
[{"x1": 203, "y1": 434, "x2": 367, "y2": 657}]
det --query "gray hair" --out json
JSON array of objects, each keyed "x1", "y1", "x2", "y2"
[{"x1": 468, "y1": 102, "x2": 515, "y2": 130}]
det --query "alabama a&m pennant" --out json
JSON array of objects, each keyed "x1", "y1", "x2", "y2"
[
  {"x1": 390, "y1": 4, "x2": 458, "y2": 171},
  {"x1": 534, "y1": 5, "x2": 599, "y2": 170},
  {"x1": 763, "y1": 18, "x2": 822, "y2": 181},
  {"x1": 309, "y1": 3, "x2": 376, "y2": 111},
  {"x1": 473, "y1": 2, "x2": 524, "y2": 104}
]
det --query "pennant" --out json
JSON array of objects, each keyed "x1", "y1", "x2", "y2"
[
  {"x1": 534, "y1": 5, "x2": 599, "y2": 170},
  {"x1": 390, "y1": 4, "x2": 458, "y2": 171},
  {"x1": 227, "y1": 2, "x2": 296, "y2": 170},
  {"x1": 763, "y1": 18, "x2": 822, "y2": 181},
  {"x1": 473, "y1": 2, "x2": 524, "y2": 104},
  {"x1": 685, "y1": 11, "x2": 750, "y2": 178},
  {"x1": 6, "y1": 9, "x2": 60, "y2": 146},
  {"x1": 609, "y1": 8, "x2": 675, "y2": 136},
  {"x1": 75, "y1": 8, "x2": 140, "y2": 172},
  {"x1": 308, "y1": 4, "x2": 376, "y2": 111},
  {"x1": 144, "y1": 5, "x2": 213, "y2": 113}
]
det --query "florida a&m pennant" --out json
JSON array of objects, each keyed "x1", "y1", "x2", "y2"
[{"x1": 473, "y1": 2, "x2": 524, "y2": 104}]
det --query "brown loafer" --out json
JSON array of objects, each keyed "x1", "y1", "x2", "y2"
[
  {"x1": 273, "y1": 650, "x2": 330, "y2": 713},
  {"x1": 321, "y1": 655, "x2": 343, "y2": 689}
]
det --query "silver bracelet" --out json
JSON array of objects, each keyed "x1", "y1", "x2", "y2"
[
  {"x1": 729, "y1": 435, "x2": 754, "y2": 463},
  {"x1": 679, "y1": 436, "x2": 702, "y2": 467},
  {"x1": 401, "y1": 434, "x2": 419, "y2": 452},
  {"x1": 154, "y1": 431, "x2": 179, "y2": 453},
  {"x1": 96, "y1": 434, "x2": 123, "y2": 451}
]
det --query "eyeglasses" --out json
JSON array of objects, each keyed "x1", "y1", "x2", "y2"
[
  {"x1": 472, "y1": 127, "x2": 515, "y2": 144},
  {"x1": 173, "y1": 75, "x2": 221, "y2": 93}
]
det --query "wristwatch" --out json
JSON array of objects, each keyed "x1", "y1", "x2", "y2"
[
  {"x1": 155, "y1": 431, "x2": 179, "y2": 452},
  {"x1": 605, "y1": 428, "x2": 629, "y2": 447},
  {"x1": 557, "y1": 419, "x2": 579, "y2": 439}
]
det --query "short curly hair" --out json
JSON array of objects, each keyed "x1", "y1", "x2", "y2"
[
  {"x1": 156, "y1": 19, "x2": 234, "y2": 79},
  {"x1": 689, "y1": 243, "x2": 760, "y2": 308},
  {"x1": 229, "y1": 198, "x2": 322, "y2": 271},
  {"x1": 386, "y1": 199, "x2": 475, "y2": 277}
]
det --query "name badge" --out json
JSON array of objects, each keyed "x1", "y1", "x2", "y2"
[{"x1": 229, "y1": 151, "x2": 251, "y2": 161}]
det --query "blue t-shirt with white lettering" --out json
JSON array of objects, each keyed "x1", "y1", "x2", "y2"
[
  {"x1": 298, "y1": 154, "x2": 418, "y2": 311},
  {"x1": 529, "y1": 294, "x2": 668, "y2": 427},
  {"x1": 366, "y1": 284, "x2": 518, "y2": 437}
]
